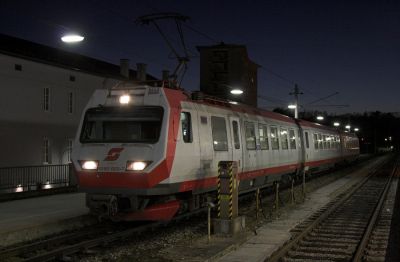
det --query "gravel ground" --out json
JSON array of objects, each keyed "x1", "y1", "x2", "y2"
[{"x1": 77, "y1": 161, "x2": 370, "y2": 262}]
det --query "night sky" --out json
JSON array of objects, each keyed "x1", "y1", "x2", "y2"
[{"x1": 1, "y1": 0, "x2": 399, "y2": 114}]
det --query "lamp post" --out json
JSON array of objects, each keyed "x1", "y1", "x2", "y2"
[{"x1": 61, "y1": 34, "x2": 85, "y2": 43}]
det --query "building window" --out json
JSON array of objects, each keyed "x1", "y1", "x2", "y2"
[
  {"x1": 232, "y1": 120, "x2": 240, "y2": 149},
  {"x1": 43, "y1": 137, "x2": 50, "y2": 164},
  {"x1": 289, "y1": 129, "x2": 296, "y2": 149},
  {"x1": 180, "y1": 112, "x2": 192, "y2": 143},
  {"x1": 43, "y1": 87, "x2": 50, "y2": 112},
  {"x1": 258, "y1": 124, "x2": 269, "y2": 150},
  {"x1": 67, "y1": 139, "x2": 73, "y2": 163},
  {"x1": 305, "y1": 132, "x2": 309, "y2": 148},
  {"x1": 280, "y1": 128, "x2": 289, "y2": 150},
  {"x1": 270, "y1": 126, "x2": 279, "y2": 150},
  {"x1": 245, "y1": 122, "x2": 256, "y2": 150},
  {"x1": 14, "y1": 64, "x2": 22, "y2": 71},
  {"x1": 69, "y1": 75, "x2": 76, "y2": 82},
  {"x1": 211, "y1": 116, "x2": 228, "y2": 151},
  {"x1": 68, "y1": 91, "x2": 74, "y2": 114}
]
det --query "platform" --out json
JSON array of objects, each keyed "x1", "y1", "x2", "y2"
[{"x1": 0, "y1": 193, "x2": 92, "y2": 246}]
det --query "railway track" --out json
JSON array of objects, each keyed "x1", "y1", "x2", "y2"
[
  {"x1": 0, "y1": 156, "x2": 380, "y2": 262},
  {"x1": 0, "y1": 207, "x2": 207, "y2": 262},
  {"x1": 269, "y1": 156, "x2": 399, "y2": 262}
]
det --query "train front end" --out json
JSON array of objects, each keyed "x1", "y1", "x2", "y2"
[{"x1": 72, "y1": 83, "x2": 181, "y2": 221}]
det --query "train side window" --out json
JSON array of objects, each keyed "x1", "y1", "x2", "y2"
[
  {"x1": 318, "y1": 134, "x2": 323, "y2": 149},
  {"x1": 323, "y1": 135, "x2": 327, "y2": 149},
  {"x1": 280, "y1": 128, "x2": 289, "y2": 150},
  {"x1": 180, "y1": 112, "x2": 192, "y2": 143},
  {"x1": 232, "y1": 120, "x2": 240, "y2": 149},
  {"x1": 313, "y1": 133, "x2": 318, "y2": 149},
  {"x1": 258, "y1": 124, "x2": 269, "y2": 150},
  {"x1": 245, "y1": 122, "x2": 256, "y2": 150},
  {"x1": 211, "y1": 116, "x2": 228, "y2": 151},
  {"x1": 270, "y1": 126, "x2": 279, "y2": 150},
  {"x1": 289, "y1": 129, "x2": 296, "y2": 149},
  {"x1": 305, "y1": 132, "x2": 309, "y2": 148}
]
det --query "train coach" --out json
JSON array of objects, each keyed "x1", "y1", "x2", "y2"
[{"x1": 71, "y1": 81, "x2": 359, "y2": 221}]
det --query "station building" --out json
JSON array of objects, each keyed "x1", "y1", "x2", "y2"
[{"x1": 0, "y1": 34, "x2": 153, "y2": 168}]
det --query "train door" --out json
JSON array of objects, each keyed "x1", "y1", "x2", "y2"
[{"x1": 229, "y1": 117, "x2": 243, "y2": 172}]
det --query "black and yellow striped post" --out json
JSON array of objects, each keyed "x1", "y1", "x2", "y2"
[
  {"x1": 213, "y1": 161, "x2": 244, "y2": 235},
  {"x1": 216, "y1": 161, "x2": 239, "y2": 220}
]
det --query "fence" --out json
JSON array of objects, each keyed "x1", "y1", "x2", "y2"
[{"x1": 0, "y1": 164, "x2": 74, "y2": 193}]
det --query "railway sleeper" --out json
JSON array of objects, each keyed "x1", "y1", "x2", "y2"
[
  {"x1": 304, "y1": 236, "x2": 359, "y2": 244},
  {"x1": 294, "y1": 246, "x2": 354, "y2": 255},
  {"x1": 299, "y1": 240, "x2": 352, "y2": 249},
  {"x1": 286, "y1": 250, "x2": 351, "y2": 261}
]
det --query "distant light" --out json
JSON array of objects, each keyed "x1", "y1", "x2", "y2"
[
  {"x1": 43, "y1": 181, "x2": 52, "y2": 189},
  {"x1": 61, "y1": 34, "x2": 84, "y2": 43},
  {"x1": 316, "y1": 116, "x2": 324, "y2": 121},
  {"x1": 333, "y1": 122, "x2": 340, "y2": 127},
  {"x1": 230, "y1": 89, "x2": 243, "y2": 95},
  {"x1": 15, "y1": 184, "x2": 23, "y2": 192},
  {"x1": 345, "y1": 125, "x2": 351, "y2": 129},
  {"x1": 229, "y1": 101, "x2": 238, "y2": 105},
  {"x1": 119, "y1": 95, "x2": 130, "y2": 104},
  {"x1": 354, "y1": 128, "x2": 359, "y2": 132},
  {"x1": 288, "y1": 104, "x2": 297, "y2": 109},
  {"x1": 385, "y1": 138, "x2": 388, "y2": 141}
]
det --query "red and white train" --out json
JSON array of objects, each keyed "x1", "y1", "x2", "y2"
[{"x1": 72, "y1": 82, "x2": 359, "y2": 221}]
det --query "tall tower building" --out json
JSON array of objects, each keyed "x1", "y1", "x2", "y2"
[{"x1": 197, "y1": 43, "x2": 259, "y2": 107}]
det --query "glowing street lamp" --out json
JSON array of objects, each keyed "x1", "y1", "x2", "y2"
[
  {"x1": 61, "y1": 34, "x2": 85, "y2": 43},
  {"x1": 316, "y1": 116, "x2": 324, "y2": 121},
  {"x1": 288, "y1": 104, "x2": 297, "y2": 109},
  {"x1": 230, "y1": 89, "x2": 243, "y2": 95},
  {"x1": 345, "y1": 125, "x2": 351, "y2": 130},
  {"x1": 354, "y1": 128, "x2": 359, "y2": 132},
  {"x1": 333, "y1": 122, "x2": 340, "y2": 127}
]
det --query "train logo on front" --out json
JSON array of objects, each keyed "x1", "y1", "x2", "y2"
[{"x1": 104, "y1": 148, "x2": 124, "y2": 161}]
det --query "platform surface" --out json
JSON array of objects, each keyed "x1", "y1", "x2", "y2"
[{"x1": 0, "y1": 192, "x2": 88, "y2": 235}]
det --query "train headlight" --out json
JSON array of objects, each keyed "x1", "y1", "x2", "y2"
[
  {"x1": 126, "y1": 161, "x2": 151, "y2": 171},
  {"x1": 119, "y1": 95, "x2": 130, "y2": 104},
  {"x1": 79, "y1": 160, "x2": 99, "y2": 170}
]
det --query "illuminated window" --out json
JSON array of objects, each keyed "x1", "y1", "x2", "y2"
[
  {"x1": 270, "y1": 126, "x2": 279, "y2": 150},
  {"x1": 258, "y1": 124, "x2": 269, "y2": 150},
  {"x1": 43, "y1": 87, "x2": 50, "y2": 112},
  {"x1": 280, "y1": 128, "x2": 289, "y2": 150},
  {"x1": 245, "y1": 122, "x2": 256, "y2": 150},
  {"x1": 180, "y1": 112, "x2": 192, "y2": 143},
  {"x1": 211, "y1": 116, "x2": 228, "y2": 151},
  {"x1": 232, "y1": 121, "x2": 240, "y2": 149},
  {"x1": 318, "y1": 134, "x2": 323, "y2": 149},
  {"x1": 289, "y1": 129, "x2": 296, "y2": 149}
]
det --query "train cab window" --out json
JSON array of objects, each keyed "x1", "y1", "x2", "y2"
[
  {"x1": 258, "y1": 124, "x2": 269, "y2": 150},
  {"x1": 270, "y1": 126, "x2": 279, "y2": 150},
  {"x1": 305, "y1": 132, "x2": 310, "y2": 148},
  {"x1": 245, "y1": 122, "x2": 256, "y2": 150},
  {"x1": 232, "y1": 121, "x2": 240, "y2": 149},
  {"x1": 313, "y1": 133, "x2": 318, "y2": 149},
  {"x1": 180, "y1": 112, "x2": 192, "y2": 143},
  {"x1": 289, "y1": 129, "x2": 296, "y2": 149},
  {"x1": 280, "y1": 128, "x2": 289, "y2": 150},
  {"x1": 211, "y1": 116, "x2": 228, "y2": 151}
]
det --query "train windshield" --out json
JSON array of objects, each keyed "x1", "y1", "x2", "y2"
[{"x1": 80, "y1": 106, "x2": 164, "y2": 143}]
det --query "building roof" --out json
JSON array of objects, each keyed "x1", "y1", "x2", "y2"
[{"x1": 0, "y1": 34, "x2": 157, "y2": 80}]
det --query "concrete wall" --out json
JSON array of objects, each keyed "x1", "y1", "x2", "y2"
[{"x1": 0, "y1": 54, "x2": 119, "y2": 167}]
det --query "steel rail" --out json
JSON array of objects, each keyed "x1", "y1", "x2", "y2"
[
  {"x1": 352, "y1": 158, "x2": 399, "y2": 261},
  {"x1": 267, "y1": 157, "x2": 393, "y2": 262}
]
